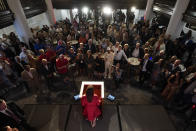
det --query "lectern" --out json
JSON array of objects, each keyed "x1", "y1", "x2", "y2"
[
  {"x1": 80, "y1": 81, "x2": 104, "y2": 117},
  {"x1": 79, "y1": 81, "x2": 104, "y2": 99}
]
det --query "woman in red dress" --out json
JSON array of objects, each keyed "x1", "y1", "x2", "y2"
[{"x1": 81, "y1": 86, "x2": 101, "y2": 128}]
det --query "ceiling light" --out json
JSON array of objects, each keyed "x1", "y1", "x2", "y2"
[
  {"x1": 82, "y1": 7, "x2": 89, "y2": 14},
  {"x1": 73, "y1": 8, "x2": 78, "y2": 13},
  {"x1": 103, "y1": 6, "x2": 112, "y2": 15},
  {"x1": 131, "y1": 6, "x2": 136, "y2": 12}
]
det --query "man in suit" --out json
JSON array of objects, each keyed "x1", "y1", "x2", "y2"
[
  {"x1": 0, "y1": 99, "x2": 35, "y2": 131},
  {"x1": 21, "y1": 65, "x2": 40, "y2": 94},
  {"x1": 85, "y1": 39, "x2": 96, "y2": 54},
  {"x1": 40, "y1": 59, "x2": 55, "y2": 90},
  {"x1": 153, "y1": 50, "x2": 166, "y2": 63},
  {"x1": 139, "y1": 53, "x2": 153, "y2": 86},
  {"x1": 130, "y1": 43, "x2": 144, "y2": 59},
  {"x1": 168, "y1": 59, "x2": 181, "y2": 74}
]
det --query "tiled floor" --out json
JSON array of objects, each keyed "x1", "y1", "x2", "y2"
[
  {"x1": 15, "y1": 76, "x2": 153, "y2": 107},
  {"x1": 22, "y1": 104, "x2": 177, "y2": 131},
  {"x1": 10, "y1": 76, "x2": 193, "y2": 131}
]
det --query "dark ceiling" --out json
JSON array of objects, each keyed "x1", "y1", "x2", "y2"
[
  {"x1": 52, "y1": 0, "x2": 147, "y2": 9},
  {"x1": 52, "y1": 0, "x2": 196, "y2": 24}
]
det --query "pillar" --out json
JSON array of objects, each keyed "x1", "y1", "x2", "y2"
[
  {"x1": 70, "y1": 9, "x2": 73, "y2": 22},
  {"x1": 166, "y1": 0, "x2": 190, "y2": 39},
  {"x1": 145, "y1": 0, "x2": 154, "y2": 21},
  {"x1": 7, "y1": 0, "x2": 32, "y2": 44},
  {"x1": 45, "y1": 0, "x2": 56, "y2": 25}
]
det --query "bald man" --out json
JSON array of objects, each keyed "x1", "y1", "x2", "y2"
[
  {"x1": 169, "y1": 59, "x2": 181, "y2": 74},
  {"x1": 40, "y1": 59, "x2": 55, "y2": 90},
  {"x1": 139, "y1": 53, "x2": 153, "y2": 86},
  {"x1": 130, "y1": 43, "x2": 144, "y2": 59}
]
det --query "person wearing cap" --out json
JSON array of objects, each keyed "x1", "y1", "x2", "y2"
[{"x1": 104, "y1": 47, "x2": 114, "y2": 79}]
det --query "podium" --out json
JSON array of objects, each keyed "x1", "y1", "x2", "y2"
[{"x1": 79, "y1": 81, "x2": 104, "y2": 99}]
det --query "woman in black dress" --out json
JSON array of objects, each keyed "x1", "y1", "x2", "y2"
[
  {"x1": 95, "y1": 53, "x2": 105, "y2": 79},
  {"x1": 75, "y1": 53, "x2": 86, "y2": 76},
  {"x1": 85, "y1": 50, "x2": 95, "y2": 78}
]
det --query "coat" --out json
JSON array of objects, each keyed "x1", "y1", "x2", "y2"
[{"x1": 81, "y1": 95, "x2": 101, "y2": 121}]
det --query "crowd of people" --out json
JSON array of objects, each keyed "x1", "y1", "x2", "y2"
[{"x1": 0, "y1": 15, "x2": 196, "y2": 129}]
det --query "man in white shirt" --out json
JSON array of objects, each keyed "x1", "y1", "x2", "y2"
[
  {"x1": 19, "y1": 47, "x2": 29, "y2": 64},
  {"x1": 131, "y1": 43, "x2": 144, "y2": 59},
  {"x1": 132, "y1": 43, "x2": 140, "y2": 58},
  {"x1": 0, "y1": 38, "x2": 8, "y2": 50},
  {"x1": 104, "y1": 47, "x2": 114, "y2": 79},
  {"x1": 114, "y1": 45, "x2": 128, "y2": 65}
]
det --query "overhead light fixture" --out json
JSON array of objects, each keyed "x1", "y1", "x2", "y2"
[
  {"x1": 73, "y1": 8, "x2": 78, "y2": 13},
  {"x1": 82, "y1": 7, "x2": 89, "y2": 14},
  {"x1": 131, "y1": 6, "x2": 136, "y2": 12},
  {"x1": 153, "y1": 7, "x2": 160, "y2": 11},
  {"x1": 103, "y1": 6, "x2": 112, "y2": 15}
]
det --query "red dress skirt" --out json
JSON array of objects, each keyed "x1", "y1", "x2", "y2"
[{"x1": 81, "y1": 95, "x2": 101, "y2": 121}]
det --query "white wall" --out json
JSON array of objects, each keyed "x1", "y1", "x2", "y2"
[
  {"x1": 54, "y1": 9, "x2": 71, "y2": 21},
  {"x1": 0, "y1": 12, "x2": 51, "y2": 38},
  {"x1": 27, "y1": 13, "x2": 51, "y2": 28},
  {"x1": 0, "y1": 25, "x2": 16, "y2": 38},
  {"x1": 54, "y1": 9, "x2": 62, "y2": 21},
  {"x1": 133, "y1": 9, "x2": 145, "y2": 23},
  {"x1": 183, "y1": 25, "x2": 196, "y2": 42},
  {"x1": 61, "y1": 9, "x2": 71, "y2": 20}
]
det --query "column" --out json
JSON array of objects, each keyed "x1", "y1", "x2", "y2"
[
  {"x1": 70, "y1": 9, "x2": 73, "y2": 22},
  {"x1": 7, "y1": 0, "x2": 32, "y2": 44},
  {"x1": 145, "y1": 0, "x2": 154, "y2": 21},
  {"x1": 45, "y1": 0, "x2": 56, "y2": 25},
  {"x1": 166, "y1": 0, "x2": 190, "y2": 39}
]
